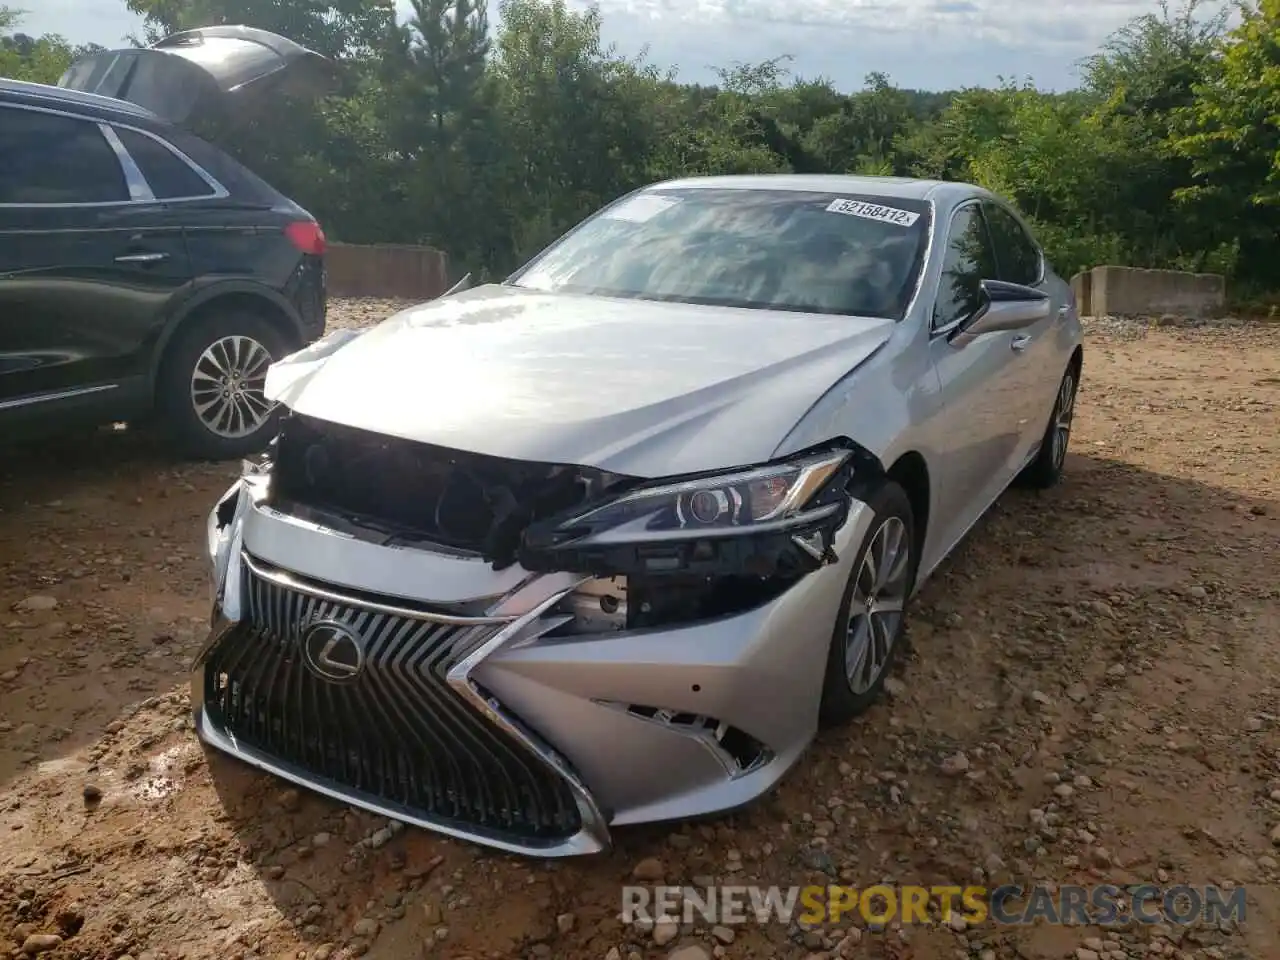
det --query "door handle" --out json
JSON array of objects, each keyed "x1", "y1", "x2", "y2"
[
  {"x1": 114, "y1": 252, "x2": 169, "y2": 264},
  {"x1": 1010, "y1": 334, "x2": 1032, "y2": 352}
]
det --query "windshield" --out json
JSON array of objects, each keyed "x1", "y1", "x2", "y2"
[{"x1": 509, "y1": 188, "x2": 932, "y2": 320}]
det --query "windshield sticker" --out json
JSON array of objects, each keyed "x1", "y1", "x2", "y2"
[
  {"x1": 825, "y1": 198, "x2": 920, "y2": 227},
  {"x1": 602, "y1": 194, "x2": 679, "y2": 223}
]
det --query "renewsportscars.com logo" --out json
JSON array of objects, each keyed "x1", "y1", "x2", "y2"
[{"x1": 621, "y1": 883, "x2": 1247, "y2": 927}]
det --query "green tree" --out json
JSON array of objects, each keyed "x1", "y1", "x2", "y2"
[
  {"x1": 379, "y1": 0, "x2": 500, "y2": 265},
  {"x1": 1171, "y1": 0, "x2": 1280, "y2": 281},
  {"x1": 1, "y1": 6, "x2": 76, "y2": 83},
  {"x1": 5, "y1": 0, "x2": 1267, "y2": 294},
  {"x1": 489, "y1": 0, "x2": 670, "y2": 262}
]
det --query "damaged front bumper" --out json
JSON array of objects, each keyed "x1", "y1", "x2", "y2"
[{"x1": 194, "y1": 450, "x2": 874, "y2": 857}]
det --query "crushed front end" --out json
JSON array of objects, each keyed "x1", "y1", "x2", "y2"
[{"x1": 195, "y1": 413, "x2": 879, "y2": 856}]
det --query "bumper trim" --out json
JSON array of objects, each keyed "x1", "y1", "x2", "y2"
[
  {"x1": 240, "y1": 551, "x2": 518, "y2": 626},
  {"x1": 193, "y1": 584, "x2": 614, "y2": 857}
]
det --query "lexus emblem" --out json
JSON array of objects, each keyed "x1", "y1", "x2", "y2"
[{"x1": 301, "y1": 619, "x2": 365, "y2": 682}]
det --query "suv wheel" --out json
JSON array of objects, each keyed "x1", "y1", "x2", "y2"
[{"x1": 159, "y1": 310, "x2": 291, "y2": 460}]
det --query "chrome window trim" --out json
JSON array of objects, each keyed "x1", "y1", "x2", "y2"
[
  {"x1": 107, "y1": 120, "x2": 230, "y2": 202},
  {"x1": 98, "y1": 123, "x2": 154, "y2": 202},
  {"x1": 897, "y1": 197, "x2": 938, "y2": 324},
  {"x1": 0, "y1": 101, "x2": 229, "y2": 208},
  {"x1": 929, "y1": 197, "x2": 988, "y2": 338}
]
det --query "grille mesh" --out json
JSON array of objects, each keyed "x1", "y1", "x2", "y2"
[{"x1": 202, "y1": 557, "x2": 583, "y2": 842}]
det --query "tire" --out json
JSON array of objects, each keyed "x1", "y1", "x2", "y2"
[
  {"x1": 157, "y1": 309, "x2": 292, "y2": 461},
  {"x1": 1017, "y1": 362, "x2": 1079, "y2": 490},
  {"x1": 819, "y1": 480, "x2": 919, "y2": 726}
]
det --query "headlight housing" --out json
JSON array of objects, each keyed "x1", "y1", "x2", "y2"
[
  {"x1": 519, "y1": 446, "x2": 857, "y2": 577},
  {"x1": 205, "y1": 458, "x2": 272, "y2": 600},
  {"x1": 206, "y1": 480, "x2": 242, "y2": 592},
  {"x1": 553, "y1": 449, "x2": 849, "y2": 543}
]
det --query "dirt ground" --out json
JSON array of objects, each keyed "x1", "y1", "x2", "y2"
[{"x1": 1, "y1": 303, "x2": 1278, "y2": 960}]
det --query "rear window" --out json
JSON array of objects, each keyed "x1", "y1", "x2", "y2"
[
  {"x1": 510, "y1": 188, "x2": 932, "y2": 320},
  {"x1": 114, "y1": 127, "x2": 215, "y2": 199},
  {"x1": 162, "y1": 125, "x2": 291, "y2": 207}
]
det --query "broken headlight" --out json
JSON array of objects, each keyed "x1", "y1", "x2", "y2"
[
  {"x1": 553, "y1": 449, "x2": 849, "y2": 543},
  {"x1": 519, "y1": 447, "x2": 856, "y2": 578},
  {"x1": 206, "y1": 457, "x2": 272, "y2": 602}
]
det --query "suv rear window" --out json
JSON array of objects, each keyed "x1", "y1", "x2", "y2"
[
  {"x1": 114, "y1": 126, "x2": 215, "y2": 200},
  {"x1": 0, "y1": 107, "x2": 128, "y2": 204}
]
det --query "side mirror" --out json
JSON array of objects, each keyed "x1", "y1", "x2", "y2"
[
  {"x1": 950, "y1": 279, "x2": 1051, "y2": 347},
  {"x1": 441, "y1": 272, "x2": 473, "y2": 298}
]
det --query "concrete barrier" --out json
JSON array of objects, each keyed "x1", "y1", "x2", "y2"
[
  {"x1": 1070, "y1": 270, "x2": 1092, "y2": 317},
  {"x1": 1070, "y1": 266, "x2": 1225, "y2": 318},
  {"x1": 326, "y1": 242, "x2": 450, "y2": 301}
]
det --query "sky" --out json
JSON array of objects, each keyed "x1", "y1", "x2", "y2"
[{"x1": 14, "y1": 0, "x2": 1171, "y2": 92}]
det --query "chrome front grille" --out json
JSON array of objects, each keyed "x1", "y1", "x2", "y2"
[{"x1": 201, "y1": 555, "x2": 584, "y2": 843}]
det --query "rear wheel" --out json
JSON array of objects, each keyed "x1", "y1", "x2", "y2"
[
  {"x1": 157, "y1": 310, "x2": 291, "y2": 460},
  {"x1": 1018, "y1": 364, "x2": 1079, "y2": 489},
  {"x1": 819, "y1": 481, "x2": 918, "y2": 726}
]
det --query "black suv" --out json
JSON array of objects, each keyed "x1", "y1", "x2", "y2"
[{"x1": 0, "y1": 26, "x2": 331, "y2": 459}]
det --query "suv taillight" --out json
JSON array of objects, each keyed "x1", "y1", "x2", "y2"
[{"x1": 285, "y1": 220, "x2": 326, "y2": 256}]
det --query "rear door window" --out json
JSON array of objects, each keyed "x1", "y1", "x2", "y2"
[
  {"x1": 0, "y1": 107, "x2": 128, "y2": 204},
  {"x1": 114, "y1": 127, "x2": 216, "y2": 200},
  {"x1": 982, "y1": 202, "x2": 1042, "y2": 286}
]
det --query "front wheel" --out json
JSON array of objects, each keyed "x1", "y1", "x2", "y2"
[
  {"x1": 819, "y1": 481, "x2": 919, "y2": 726},
  {"x1": 157, "y1": 311, "x2": 291, "y2": 460}
]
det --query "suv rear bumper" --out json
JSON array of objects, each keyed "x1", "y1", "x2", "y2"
[{"x1": 286, "y1": 253, "x2": 326, "y2": 340}]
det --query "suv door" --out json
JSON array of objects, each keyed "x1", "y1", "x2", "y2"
[
  {"x1": 926, "y1": 201, "x2": 1033, "y2": 552},
  {"x1": 0, "y1": 103, "x2": 194, "y2": 421},
  {"x1": 981, "y1": 200, "x2": 1064, "y2": 462}
]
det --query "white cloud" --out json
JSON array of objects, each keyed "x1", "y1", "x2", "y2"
[
  {"x1": 13, "y1": 0, "x2": 1181, "y2": 91},
  {"x1": 579, "y1": 0, "x2": 1156, "y2": 49},
  {"x1": 555, "y1": 0, "x2": 1180, "y2": 89}
]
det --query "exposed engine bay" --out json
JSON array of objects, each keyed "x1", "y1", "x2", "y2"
[
  {"x1": 264, "y1": 412, "x2": 868, "y2": 631},
  {"x1": 269, "y1": 413, "x2": 631, "y2": 568}
]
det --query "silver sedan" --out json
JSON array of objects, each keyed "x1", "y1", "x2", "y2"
[{"x1": 198, "y1": 174, "x2": 1084, "y2": 857}]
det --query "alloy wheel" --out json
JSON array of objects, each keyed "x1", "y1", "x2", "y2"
[
  {"x1": 190, "y1": 335, "x2": 275, "y2": 439},
  {"x1": 844, "y1": 515, "x2": 911, "y2": 694},
  {"x1": 1051, "y1": 372, "x2": 1076, "y2": 471}
]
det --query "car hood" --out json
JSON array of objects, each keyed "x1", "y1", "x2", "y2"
[
  {"x1": 268, "y1": 285, "x2": 895, "y2": 478},
  {"x1": 58, "y1": 26, "x2": 337, "y2": 127}
]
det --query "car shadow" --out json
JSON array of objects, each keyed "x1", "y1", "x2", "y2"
[
  {"x1": 0, "y1": 425, "x2": 231, "y2": 507},
  {"x1": 194, "y1": 450, "x2": 1276, "y2": 956}
]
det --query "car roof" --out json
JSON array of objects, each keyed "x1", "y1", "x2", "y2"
[
  {"x1": 0, "y1": 77, "x2": 162, "y2": 124},
  {"x1": 647, "y1": 173, "x2": 982, "y2": 204}
]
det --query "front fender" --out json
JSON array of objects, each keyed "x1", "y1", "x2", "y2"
[
  {"x1": 147, "y1": 278, "x2": 308, "y2": 389},
  {"x1": 774, "y1": 321, "x2": 942, "y2": 470}
]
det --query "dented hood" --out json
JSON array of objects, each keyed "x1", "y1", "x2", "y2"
[
  {"x1": 269, "y1": 284, "x2": 895, "y2": 479},
  {"x1": 58, "y1": 26, "x2": 336, "y2": 126}
]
